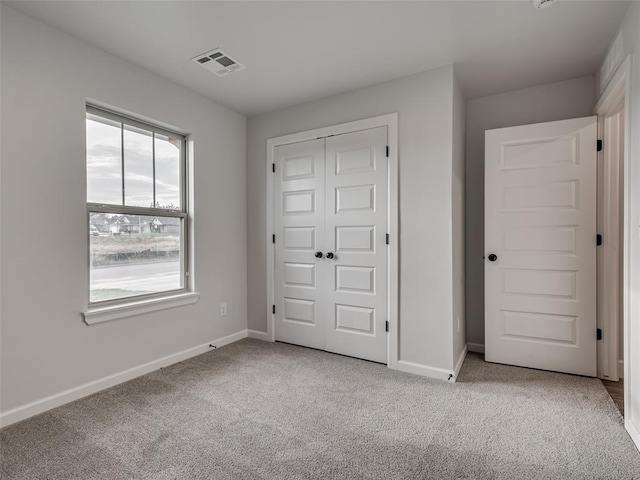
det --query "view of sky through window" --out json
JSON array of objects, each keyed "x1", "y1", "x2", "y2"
[
  {"x1": 86, "y1": 114, "x2": 122, "y2": 205},
  {"x1": 86, "y1": 114, "x2": 181, "y2": 208}
]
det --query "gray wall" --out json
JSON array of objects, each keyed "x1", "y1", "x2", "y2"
[
  {"x1": 247, "y1": 66, "x2": 462, "y2": 371},
  {"x1": 452, "y1": 72, "x2": 466, "y2": 366},
  {"x1": 464, "y1": 76, "x2": 596, "y2": 348},
  {"x1": 0, "y1": 6, "x2": 247, "y2": 413}
]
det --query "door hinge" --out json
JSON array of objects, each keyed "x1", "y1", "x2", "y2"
[
  {"x1": 597, "y1": 234, "x2": 603, "y2": 246},
  {"x1": 597, "y1": 139, "x2": 603, "y2": 152},
  {"x1": 386, "y1": 233, "x2": 390, "y2": 245},
  {"x1": 385, "y1": 320, "x2": 389, "y2": 332},
  {"x1": 272, "y1": 305, "x2": 276, "y2": 314},
  {"x1": 386, "y1": 146, "x2": 389, "y2": 158},
  {"x1": 597, "y1": 328, "x2": 603, "y2": 340},
  {"x1": 272, "y1": 163, "x2": 275, "y2": 173},
  {"x1": 272, "y1": 234, "x2": 276, "y2": 244}
]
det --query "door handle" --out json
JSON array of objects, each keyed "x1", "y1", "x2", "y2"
[
  {"x1": 314, "y1": 251, "x2": 324, "y2": 259},
  {"x1": 326, "y1": 252, "x2": 335, "y2": 259},
  {"x1": 488, "y1": 253, "x2": 498, "y2": 262}
]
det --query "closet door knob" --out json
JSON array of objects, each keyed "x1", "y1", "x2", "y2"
[
  {"x1": 488, "y1": 254, "x2": 498, "y2": 262},
  {"x1": 314, "y1": 251, "x2": 324, "y2": 259},
  {"x1": 326, "y1": 252, "x2": 335, "y2": 259}
]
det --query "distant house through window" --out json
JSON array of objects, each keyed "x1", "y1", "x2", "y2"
[{"x1": 86, "y1": 106, "x2": 188, "y2": 303}]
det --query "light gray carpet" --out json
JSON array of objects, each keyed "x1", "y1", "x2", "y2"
[{"x1": 1, "y1": 339, "x2": 639, "y2": 479}]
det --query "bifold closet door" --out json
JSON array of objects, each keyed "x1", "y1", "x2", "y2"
[
  {"x1": 324, "y1": 127, "x2": 388, "y2": 363},
  {"x1": 274, "y1": 138, "x2": 327, "y2": 349}
]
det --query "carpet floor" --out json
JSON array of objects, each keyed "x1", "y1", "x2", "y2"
[{"x1": 1, "y1": 339, "x2": 639, "y2": 479}]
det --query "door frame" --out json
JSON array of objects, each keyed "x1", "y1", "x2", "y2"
[
  {"x1": 595, "y1": 54, "x2": 640, "y2": 448},
  {"x1": 265, "y1": 113, "x2": 399, "y2": 369},
  {"x1": 594, "y1": 56, "x2": 630, "y2": 384}
]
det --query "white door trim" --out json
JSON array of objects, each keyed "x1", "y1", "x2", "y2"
[
  {"x1": 265, "y1": 113, "x2": 399, "y2": 369},
  {"x1": 594, "y1": 56, "x2": 631, "y2": 386}
]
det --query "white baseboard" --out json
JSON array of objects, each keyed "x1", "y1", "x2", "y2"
[
  {"x1": 397, "y1": 360, "x2": 457, "y2": 382},
  {"x1": 467, "y1": 342, "x2": 485, "y2": 354},
  {"x1": 0, "y1": 329, "x2": 249, "y2": 429},
  {"x1": 619, "y1": 359, "x2": 624, "y2": 379},
  {"x1": 626, "y1": 419, "x2": 640, "y2": 453},
  {"x1": 247, "y1": 329, "x2": 271, "y2": 341},
  {"x1": 453, "y1": 346, "x2": 468, "y2": 379},
  {"x1": 209, "y1": 330, "x2": 249, "y2": 348}
]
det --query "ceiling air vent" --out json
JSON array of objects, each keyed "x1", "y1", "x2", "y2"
[{"x1": 192, "y1": 48, "x2": 246, "y2": 77}]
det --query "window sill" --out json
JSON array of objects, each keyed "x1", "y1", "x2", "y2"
[{"x1": 83, "y1": 292, "x2": 200, "y2": 326}]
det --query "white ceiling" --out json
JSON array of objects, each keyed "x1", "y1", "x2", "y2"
[{"x1": 7, "y1": 1, "x2": 629, "y2": 116}]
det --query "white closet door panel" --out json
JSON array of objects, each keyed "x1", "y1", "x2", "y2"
[
  {"x1": 274, "y1": 139, "x2": 327, "y2": 349},
  {"x1": 324, "y1": 126, "x2": 388, "y2": 363}
]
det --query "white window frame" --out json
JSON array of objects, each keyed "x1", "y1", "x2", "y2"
[{"x1": 83, "y1": 105, "x2": 198, "y2": 325}]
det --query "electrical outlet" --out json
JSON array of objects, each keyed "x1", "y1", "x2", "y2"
[{"x1": 220, "y1": 302, "x2": 228, "y2": 317}]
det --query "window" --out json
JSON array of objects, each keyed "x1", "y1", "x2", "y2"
[{"x1": 86, "y1": 106, "x2": 187, "y2": 304}]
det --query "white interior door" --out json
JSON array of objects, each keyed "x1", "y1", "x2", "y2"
[
  {"x1": 485, "y1": 117, "x2": 597, "y2": 376},
  {"x1": 274, "y1": 127, "x2": 389, "y2": 364},
  {"x1": 324, "y1": 127, "x2": 388, "y2": 363},
  {"x1": 274, "y1": 139, "x2": 326, "y2": 349}
]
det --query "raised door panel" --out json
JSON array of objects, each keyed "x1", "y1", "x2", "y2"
[
  {"x1": 283, "y1": 263, "x2": 316, "y2": 288},
  {"x1": 335, "y1": 226, "x2": 375, "y2": 253},
  {"x1": 335, "y1": 304, "x2": 375, "y2": 336},
  {"x1": 283, "y1": 227, "x2": 316, "y2": 252},
  {"x1": 283, "y1": 190, "x2": 316, "y2": 215},
  {"x1": 283, "y1": 298, "x2": 316, "y2": 326},
  {"x1": 336, "y1": 185, "x2": 376, "y2": 213},
  {"x1": 335, "y1": 266, "x2": 375, "y2": 294}
]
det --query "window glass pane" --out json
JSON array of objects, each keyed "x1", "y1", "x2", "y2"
[
  {"x1": 86, "y1": 114, "x2": 122, "y2": 205},
  {"x1": 154, "y1": 133, "x2": 182, "y2": 209},
  {"x1": 123, "y1": 124, "x2": 154, "y2": 207},
  {"x1": 89, "y1": 213, "x2": 183, "y2": 302}
]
